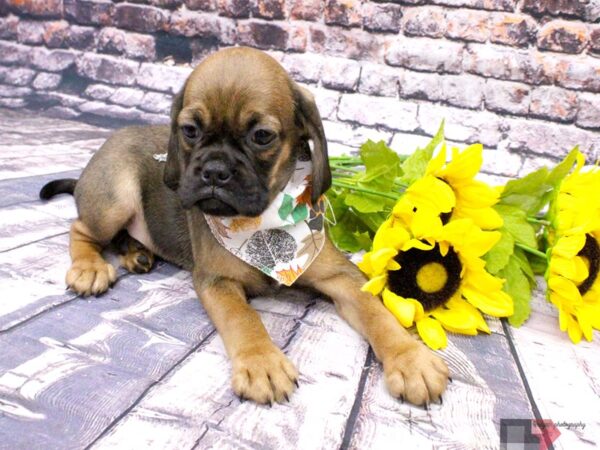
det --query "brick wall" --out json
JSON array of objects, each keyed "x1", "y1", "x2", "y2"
[{"x1": 1, "y1": 0, "x2": 599, "y2": 180}]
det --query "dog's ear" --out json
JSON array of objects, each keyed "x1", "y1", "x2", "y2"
[
  {"x1": 291, "y1": 83, "x2": 331, "y2": 204},
  {"x1": 164, "y1": 85, "x2": 186, "y2": 191}
]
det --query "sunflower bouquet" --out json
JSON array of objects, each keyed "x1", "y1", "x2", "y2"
[{"x1": 327, "y1": 123, "x2": 600, "y2": 348}]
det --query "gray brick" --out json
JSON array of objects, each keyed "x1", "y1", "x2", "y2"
[
  {"x1": 338, "y1": 93, "x2": 418, "y2": 131},
  {"x1": 362, "y1": 3, "x2": 402, "y2": 32},
  {"x1": 84, "y1": 83, "x2": 115, "y2": 101},
  {"x1": 110, "y1": 86, "x2": 145, "y2": 107},
  {"x1": 169, "y1": 10, "x2": 236, "y2": 44},
  {"x1": 78, "y1": 100, "x2": 144, "y2": 122},
  {"x1": 322, "y1": 120, "x2": 392, "y2": 147},
  {"x1": 0, "y1": 97, "x2": 28, "y2": 108},
  {"x1": 280, "y1": 53, "x2": 324, "y2": 84},
  {"x1": 46, "y1": 106, "x2": 81, "y2": 120},
  {"x1": 136, "y1": 63, "x2": 192, "y2": 94},
  {"x1": 32, "y1": 72, "x2": 62, "y2": 90},
  {"x1": 310, "y1": 86, "x2": 339, "y2": 120},
  {"x1": 358, "y1": 63, "x2": 399, "y2": 97},
  {"x1": 550, "y1": 54, "x2": 600, "y2": 93},
  {"x1": 140, "y1": 91, "x2": 173, "y2": 114},
  {"x1": 0, "y1": 41, "x2": 32, "y2": 66},
  {"x1": 506, "y1": 117, "x2": 600, "y2": 158},
  {"x1": 114, "y1": 3, "x2": 169, "y2": 33},
  {"x1": 401, "y1": 6, "x2": 446, "y2": 38},
  {"x1": 400, "y1": 70, "x2": 443, "y2": 102},
  {"x1": 0, "y1": 85, "x2": 33, "y2": 97},
  {"x1": 386, "y1": 37, "x2": 464, "y2": 74},
  {"x1": 530, "y1": 86, "x2": 578, "y2": 122},
  {"x1": 17, "y1": 20, "x2": 45, "y2": 45},
  {"x1": 0, "y1": 66, "x2": 36, "y2": 86},
  {"x1": 481, "y1": 147, "x2": 523, "y2": 177},
  {"x1": 31, "y1": 47, "x2": 77, "y2": 72},
  {"x1": 0, "y1": 15, "x2": 19, "y2": 40},
  {"x1": 98, "y1": 27, "x2": 156, "y2": 61},
  {"x1": 138, "y1": 110, "x2": 170, "y2": 125},
  {"x1": 463, "y1": 43, "x2": 549, "y2": 85},
  {"x1": 484, "y1": 79, "x2": 531, "y2": 115},
  {"x1": 418, "y1": 103, "x2": 504, "y2": 147},
  {"x1": 576, "y1": 93, "x2": 600, "y2": 129},
  {"x1": 441, "y1": 74, "x2": 484, "y2": 109},
  {"x1": 77, "y1": 53, "x2": 139, "y2": 85},
  {"x1": 445, "y1": 8, "x2": 490, "y2": 42},
  {"x1": 321, "y1": 57, "x2": 361, "y2": 91}
]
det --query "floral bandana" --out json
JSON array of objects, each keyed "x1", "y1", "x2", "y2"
[{"x1": 203, "y1": 154, "x2": 326, "y2": 286}]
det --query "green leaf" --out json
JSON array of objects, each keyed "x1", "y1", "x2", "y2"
[
  {"x1": 398, "y1": 121, "x2": 444, "y2": 185},
  {"x1": 513, "y1": 247, "x2": 537, "y2": 286},
  {"x1": 547, "y1": 146, "x2": 579, "y2": 187},
  {"x1": 495, "y1": 204, "x2": 538, "y2": 248},
  {"x1": 358, "y1": 140, "x2": 401, "y2": 191},
  {"x1": 291, "y1": 203, "x2": 308, "y2": 223},
  {"x1": 278, "y1": 194, "x2": 294, "y2": 220},
  {"x1": 500, "y1": 168, "x2": 552, "y2": 216},
  {"x1": 483, "y1": 228, "x2": 514, "y2": 274},
  {"x1": 344, "y1": 192, "x2": 387, "y2": 213},
  {"x1": 499, "y1": 256, "x2": 532, "y2": 327}
]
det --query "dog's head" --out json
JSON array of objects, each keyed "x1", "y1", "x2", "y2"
[{"x1": 163, "y1": 47, "x2": 331, "y2": 217}]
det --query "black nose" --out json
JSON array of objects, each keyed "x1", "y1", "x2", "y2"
[{"x1": 200, "y1": 160, "x2": 232, "y2": 187}]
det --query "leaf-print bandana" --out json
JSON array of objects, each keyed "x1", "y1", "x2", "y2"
[{"x1": 204, "y1": 155, "x2": 326, "y2": 286}]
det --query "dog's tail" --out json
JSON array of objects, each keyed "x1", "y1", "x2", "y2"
[{"x1": 39, "y1": 178, "x2": 78, "y2": 200}]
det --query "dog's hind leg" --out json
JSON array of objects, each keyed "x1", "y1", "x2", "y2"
[
  {"x1": 66, "y1": 219, "x2": 118, "y2": 296},
  {"x1": 113, "y1": 231, "x2": 155, "y2": 274}
]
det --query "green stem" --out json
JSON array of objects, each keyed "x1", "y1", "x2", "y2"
[
  {"x1": 330, "y1": 164, "x2": 362, "y2": 173},
  {"x1": 515, "y1": 242, "x2": 547, "y2": 260},
  {"x1": 331, "y1": 180, "x2": 400, "y2": 200},
  {"x1": 527, "y1": 217, "x2": 550, "y2": 226}
]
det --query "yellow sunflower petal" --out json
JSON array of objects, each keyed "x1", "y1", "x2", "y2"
[
  {"x1": 566, "y1": 314, "x2": 583, "y2": 344},
  {"x1": 416, "y1": 317, "x2": 448, "y2": 350},
  {"x1": 431, "y1": 306, "x2": 479, "y2": 335},
  {"x1": 373, "y1": 219, "x2": 410, "y2": 251},
  {"x1": 440, "y1": 143, "x2": 483, "y2": 182},
  {"x1": 462, "y1": 286, "x2": 513, "y2": 317},
  {"x1": 369, "y1": 248, "x2": 398, "y2": 275},
  {"x1": 454, "y1": 206, "x2": 503, "y2": 230},
  {"x1": 446, "y1": 297, "x2": 491, "y2": 333},
  {"x1": 383, "y1": 289, "x2": 416, "y2": 328},
  {"x1": 361, "y1": 275, "x2": 387, "y2": 296},
  {"x1": 553, "y1": 234, "x2": 586, "y2": 258},
  {"x1": 453, "y1": 180, "x2": 500, "y2": 209},
  {"x1": 548, "y1": 276, "x2": 583, "y2": 305},
  {"x1": 404, "y1": 176, "x2": 456, "y2": 215},
  {"x1": 575, "y1": 306, "x2": 594, "y2": 341}
]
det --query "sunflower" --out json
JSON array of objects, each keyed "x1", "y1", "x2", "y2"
[
  {"x1": 359, "y1": 202, "x2": 513, "y2": 350},
  {"x1": 546, "y1": 152, "x2": 600, "y2": 343},
  {"x1": 402, "y1": 143, "x2": 503, "y2": 230}
]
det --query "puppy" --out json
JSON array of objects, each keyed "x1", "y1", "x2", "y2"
[{"x1": 40, "y1": 47, "x2": 448, "y2": 406}]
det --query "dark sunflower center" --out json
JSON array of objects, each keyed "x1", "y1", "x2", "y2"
[
  {"x1": 387, "y1": 243, "x2": 462, "y2": 311},
  {"x1": 577, "y1": 234, "x2": 600, "y2": 295}
]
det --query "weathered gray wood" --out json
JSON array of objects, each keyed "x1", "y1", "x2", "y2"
[
  {"x1": 91, "y1": 299, "x2": 370, "y2": 450},
  {"x1": 509, "y1": 287, "x2": 600, "y2": 450},
  {"x1": 0, "y1": 170, "x2": 81, "y2": 208}
]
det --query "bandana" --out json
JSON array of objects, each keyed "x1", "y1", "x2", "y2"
[{"x1": 204, "y1": 155, "x2": 326, "y2": 286}]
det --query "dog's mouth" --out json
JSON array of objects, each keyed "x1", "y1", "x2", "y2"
[{"x1": 180, "y1": 187, "x2": 239, "y2": 216}]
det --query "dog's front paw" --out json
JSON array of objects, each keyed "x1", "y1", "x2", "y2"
[
  {"x1": 231, "y1": 345, "x2": 298, "y2": 405},
  {"x1": 66, "y1": 259, "x2": 117, "y2": 296},
  {"x1": 383, "y1": 343, "x2": 449, "y2": 406}
]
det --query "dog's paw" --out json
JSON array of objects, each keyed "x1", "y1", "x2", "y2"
[
  {"x1": 66, "y1": 259, "x2": 117, "y2": 296},
  {"x1": 383, "y1": 343, "x2": 449, "y2": 406},
  {"x1": 120, "y1": 247, "x2": 154, "y2": 274},
  {"x1": 231, "y1": 346, "x2": 298, "y2": 405}
]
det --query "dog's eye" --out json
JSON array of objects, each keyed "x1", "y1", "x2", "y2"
[
  {"x1": 252, "y1": 129, "x2": 276, "y2": 147},
  {"x1": 181, "y1": 125, "x2": 200, "y2": 140}
]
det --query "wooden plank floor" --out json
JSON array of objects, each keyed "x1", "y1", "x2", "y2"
[{"x1": 0, "y1": 108, "x2": 598, "y2": 450}]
